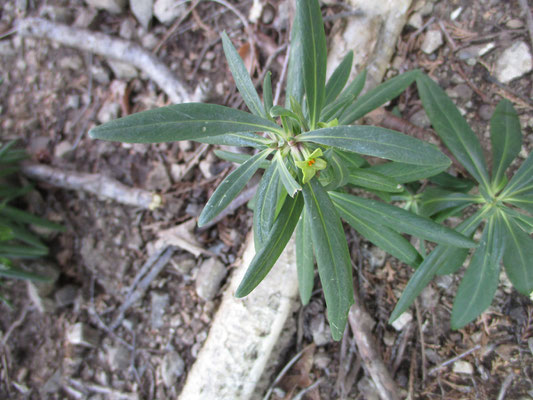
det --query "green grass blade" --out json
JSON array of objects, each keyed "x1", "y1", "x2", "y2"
[
  {"x1": 348, "y1": 168, "x2": 402, "y2": 193},
  {"x1": 253, "y1": 162, "x2": 282, "y2": 249},
  {"x1": 339, "y1": 70, "x2": 421, "y2": 125},
  {"x1": 298, "y1": 0, "x2": 327, "y2": 129},
  {"x1": 0, "y1": 264, "x2": 51, "y2": 282},
  {"x1": 490, "y1": 99, "x2": 522, "y2": 188},
  {"x1": 198, "y1": 132, "x2": 270, "y2": 148},
  {"x1": 368, "y1": 162, "x2": 447, "y2": 184},
  {"x1": 298, "y1": 126, "x2": 450, "y2": 167},
  {"x1": 89, "y1": 103, "x2": 283, "y2": 143},
  {"x1": 296, "y1": 207, "x2": 315, "y2": 305},
  {"x1": 303, "y1": 179, "x2": 354, "y2": 341},
  {"x1": 263, "y1": 71, "x2": 274, "y2": 115},
  {"x1": 0, "y1": 243, "x2": 48, "y2": 258},
  {"x1": 416, "y1": 74, "x2": 490, "y2": 189},
  {"x1": 236, "y1": 194, "x2": 303, "y2": 297},
  {"x1": 274, "y1": 152, "x2": 302, "y2": 197},
  {"x1": 451, "y1": 216, "x2": 504, "y2": 329},
  {"x1": 198, "y1": 149, "x2": 272, "y2": 226},
  {"x1": 329, "y1": 192, "x2": 476, "y2": 248},
  {"x1": 500, "y1": 152, "x2": 533, "y2": 198},
  {"x1": 389, "y1": 209, "x2": 486, "y2": 322},
  {"x1": 0, "y1": 206, "x2": 65, "y2": 231},
  {"x1": 221, "y1": 31, "x2": 266, "y2": 118},
  {"x1": 501, "y1": 212, "x2": 533, "y2": 294},
  {"x1": 325, "y1": 51, "x2": 353, "y2": 105},
  {"x1": 335, "y1": 204, "x2": 422, "y2": 266}
]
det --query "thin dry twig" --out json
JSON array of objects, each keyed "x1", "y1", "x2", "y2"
[
  {"x1": 496, "y1": 372, "x2": 515, "y2": 400},
  {"x1": 414, "y1": 299, "x2": 427, "y2": 381},
  {"x1": 428, "y1": 345, "x2": 481, "y2": 376},
  {"x1": 16, "y1": 18, "x2": 199, "y2": 103},
  {"x1": 21, "y1": 163, "x2": 161, "y2": 210},
  {"x1": 291, "y1": 378, "x2": 325, "y2": 400},
  {"x1": 153, "y1": 0, "x2": 201, "y2": 54},
  {"x1": 518, "y1": 0, "x2": 533, "y2": 52},
  {"x1": 0, "y1": 303, "x2": 31, "y2": 347}
]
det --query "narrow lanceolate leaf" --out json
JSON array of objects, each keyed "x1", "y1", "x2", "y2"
[
  {"x1": 296, "y1": 207, "x2": 315, "y2": 305},
  {"x1": 4, "y1": 223, "x2": 47, "y2": 250},
  {"x1": 0, "y1": 243, "x2": 48, "y2": 258},
  {"x1": 285, "y1": 4, "x2": 305, "y2": 106},
  {"x1": 339, "y1": 70, "x2": 421, "y2": 125},
  {"x1": 198, "y1": 132, "x2": 270, "y2": 148},
  {"x1": 213, "y1": 149, "x2": 270, "y2": 169},
  {"x1": 333, "y1": 149, "x2": 368, "y2": 169},
  {"x1": 416, "y1": 74, "x2": 490, "y2": 189},
  {"x1": 0, "y1": 206, "x2": 65, "y2": 231},
  {"x1": 263, "y1": 71, "x2": 274, "y2": 115},
  {"x1": 298, "y1": 126, "x2": 450, "y2": 167},
  {"x1": 490, "y1": 99, "x2": 522, "y2": 187},
  {"x1": 504, "y1": 208, "x2": 533, "y2": 234},
  {"x1": 221, "y1": 31, "x2": 265, "y2": 118},
  {"x1": 303, "y1": 179, "x2": 354, "y2": 341},
  {"x1": 322, "y1": 69, "x2": 367, "y2": 122},
  {"x1": 323, "y1": 149, "x2": 349, "y2": 189},
  {"x1": 325, "y1": 51, "x2": 354, "y2": 105},
  {"x1": 348, "y1": 168, "x2": 402, "y2": 193},
  {"x1": 298, "y1": 0, "x2": 327, "y2": 129},
  {"x1": 236, "y1": 194, "x2": 303, "y2": 297},
  {"x1": 89, "y1": 103, "x2": 282, "y2": 143},
  {"x1": 274, "y1": 152, "x2": 302, "y2": 197},
  {"x1": 500, "y1": 152, "x2": 533, "y2": 198},
  {"x1": 390, "y1": 209, "x2": 486, "y2": 322},
  {"x1": 429, "y1": 172, "x2": 476, "y2": 192},
  {"x1": 198, "y1": 149, "x2": 272, "y2": 227},
  {"x1": 254, "y1": 162, "x2": 281, "y2": 249},
  {"x1": 329, "y1": 192, "x2": 476, "y2": 248},
  {"x1": 501, "y1": 213, "x2": 533, "y2": 295},
  {"x1": 334, "y1": 203, "x2": 422, "y2": 266},
  {"x1": 0, "y1": 265, "x2": 50, "y2": 282},
  {"x1": 451, "y1": 216, "x2": 505, "y2": 329},
  {"x1": 507, "y1": 194, "x2": 533, "y2": 215},
  {"x1": 368, "y1": 162, "x2": 447, "y2": 184},
  {"x1": 419, "y1": 187, "x2": 479, "y2": 217}
]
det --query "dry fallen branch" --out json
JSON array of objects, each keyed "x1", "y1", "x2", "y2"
[
  {"x1": 21, "y1": 163, "x2": 161, "y2": 210},
  {"x1": 16, "y1": 17, "x2": 201, "y2": 104}
]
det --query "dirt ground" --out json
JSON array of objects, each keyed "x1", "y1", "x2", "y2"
[{"x1": 0, "y1": 0, "x2": 532, "y2": 399}]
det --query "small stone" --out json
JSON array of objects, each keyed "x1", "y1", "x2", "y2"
[
  {"x1": 383, "y1": 330, "x2": 395, "y2": 346},
  {"x1": 54, "y1": 285, "x2": 79, "y2": 307},
  {"x1": 313, "y1": 351, "x2": 331, "y2": 369},
  {"x1": 119, "y1": 18, "x2": 135, "y2": 40},
  {"x1": 145, "y1": 163, "x2": 171, "y2": 191},
  {"x1": 478, "y1": 104, "x2": 492, "y2": 121},
  {"x1": 409, "y1": 109, "x2": 431, "y2": 129},
  {"x1": 198, "y1": 160, "x2": 215, "y2": 179},
  {"x1": 495, "y1": 41, "x2": 533, "y2": 83},
  {"x1": 54, "y1": 141, "x2": 73, "y2": 159},
  {"x1": 150, "y1": 292, "x2": 169, "y2": 329},
  {"x1": 453, "y1": 360, "x2": 473, "y2": 374},
  {"x1": 407, "y1": 13, "x2": 423, "y2": 30},
  {"x1": 90, "y1": 64, "x2": 110, "y2": 84},
  {"x1": 73, "y1": 8, "x2": 98, "y2": 28},
  {"x1": 195, "y1": 257, "x2": 226, "y2": 301},
  {"x1": 106, "y1": 343, "x2": 131, "y2": 371},
  {"x1": 84, "y1": 0, "x2": 126, "y2": 14},
  {"x1": 447, "y1": 84, "x2": 472, "y2": 101},
  {"x1": 141, "y1": 33, "x2": 159, "y2": 50},
  {"x1": 369, "y1": 246, "x2": 386, "y2": 269},
  {"x1": 450, "y1": 7, "x2": 462, "y2": 21},
  {"x1": 506, "y1": 19, "x2": 524, "y2": 29},
  {"x1": 391, "y1": 312, "x2": 412, "y2": 331},
  {"x1": 66, "y1": 323, "x2": 100, "y2": 347},
  {"x1": 66, "y1": 94, "x2": 80, "y2": 109},
  {"x1": 107, "y1": 59, "x2": 138, "y2": 80},
  {"x1": 41, "y1": 370, "x2": 62, "y2": 395},
  {"x1": 39, "y1": 5, "x2": 72, "y2": 22},
  {"x1": 97, "y1": 102, "x2": 120, "y2": 124},
  {"x1": 420, "y1": 285, "x2": 438, "y2": 310},
  {"x1": 153, "y1": 0, "x2": 187, "y2": 25},
  {"x1": 0, "y1": 41, "x2": 16, "y2": 56},
  {"x1": 160, "y1": 351, "x2": 185, "y2": 387},
  {"x1": 421, "y1": 30, "x2": 443, "y2": 54},
  {"x1": 173, "y1": 255, "x2": 196, "y2": 275},
  {"x1": 310, "y1": 314, "x2": 333, "y2": 346},
  {"x1": 59, "y1": 55, "x2": 83, "y2": 70},
  {"x1": 24, "y1": 261, "x2": 60, "y2": 297},
  {"x1": 27, "y1": 282, "x2": 55, "y2": 313},
  {"x1": 130, "y1": 0, "x2": 153, "y2": 29}
]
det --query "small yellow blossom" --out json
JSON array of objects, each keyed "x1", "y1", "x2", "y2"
[{"x1": 295, "y1": 148, "x2": 327, "y2": 184}]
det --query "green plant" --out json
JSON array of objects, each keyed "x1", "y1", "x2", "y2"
[
  {"x1": 390, "y1": 74, "x2": 533, "y2": 329},
  {"x1": 89, "y1": 0, "x2": 477, "y2": 339},
  {"x1": 0, "y1": 141, "x2": 64, "y2": 305}
]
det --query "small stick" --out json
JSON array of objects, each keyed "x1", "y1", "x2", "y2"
[
  {"x1": 414, "y1": 299, "x2": 427, "y2": 381},
  {"x1": 428, "y1": 344, "x2": 481, "y2": 376},
  {"x1": 496, "y1": 372, "x2": 515, "y2": 400},
  {"x1": 16, "y1": 18, "x2": 199, "y2": 104},
  {"x1": 21, "y1": 163, "x2": 162, "y2": 210},
  {"x1": 291, "y1": 378, "x2": 324, "y2": 400},
  {"x1": 0, "y1": 303, "x2": 31, "y2": 347},
  {"x1": 518, "y1": 0, "x2": 533, "y2": 52}
]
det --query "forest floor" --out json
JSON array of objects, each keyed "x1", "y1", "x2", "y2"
[{"x1": 1, "y1": 0, "x2": 533, "y2": 399}]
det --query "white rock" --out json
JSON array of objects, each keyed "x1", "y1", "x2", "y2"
[
  {"x1": 391, "y1": 311, "x2": 412, "y2": 331},
  {"x1": 161, "y1": 351, "x2": 185, "y2": 387},
  {"x1": 130, "y1": 0, "x2": 152, "y2": 29},
  {"x1": 495, "y1": 41, "x2": 533, "y2": 83},
  {"x1": 150, "y1": 292, "x2": 169, "y2": 329},
  {"x1": 453, "y1": 360, "x2": 473, "y2": 374},
  {"x1": 421, "y1": 30, "x2": 443, "y2": 54},
  {"x1": 59, "y1": 55, "x2": 83, "y2": 70},
  {"x1": 84, "y1": 0, "x2": 125, "y2": 13},
  {"x1": 97, "y1": 102, "x2": 120, "y2": 124},
  {"x1": 107, "y1": 59, "x2": 138, "y2": 80},
  {"x1": 195, "y1": 257, "x2": 226, "y2": 301},
  {"x1": 153, "y1": 0, "x2": 187, "y2": 25},
  {"x1": 407, "y1": 12, "x2": 423, "y2": 30},
  {"x1": 66, "y1": 323, "x2": 100, "y2": 347},
  {"x1": 54, "y1": 141, "x2": 73, "y2": 159}
]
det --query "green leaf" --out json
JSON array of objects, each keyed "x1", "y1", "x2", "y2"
[
  {"x1": 325, "y1": 51, "x2": 353, "y2": 105},
  {"x1": 348, "y1": 168, "x2": 402, "y2": 193},
  {"x1": 236, "y1": 194, "x2": 303, "y2": 297},
  {"x1": 334, "y1": 204, "x2": 422, "y2": 266},
  {"x1": 263, "y1": 71, "x2": 274, "y2": 115},
  {"x1": 333, "y1": 149, "x2": 368, "y2": 169},
  {"x1": 0, "y1": 265, "x2": 51, "y2": 282},
  {"x1": 501, "y1": 213, "x2": 533, "y2": 295},
  {"x1": 0, "y1": 166, "x2": 19, "y2": 178},
  {"x1": 3, "y1": 223, "x2": 47, "y2": 250},
  {"x1": 0, "y1": 243, "x2": 48, "y2": 258},
  {"x1": 286, "y1": 6, "x2": 305, "y2": 107},
  {"x1": 274, "y1": 152, "x2": 302, "y2": 197},
  {"x1": 198, "y1": 132, "x2": 270, "y2": 148},
  {"x1": 270, "y1": 105, "x2": 300, "y2": 122},
  {"x1": 429, "y1": 172, "x2": 476, "y2": 192},
  {"x1": 321, "y1": 149, "x2": 349, "y2": 190},
  {"x1": 198, "y1": 149, "x2": 272, "y2": 226},
  {"x1": 329, "y1": 192, "x2": 476, "y2": 248},
  {"x1": 490, "y1": 99, "x2": 522, "y2": 188},
  {"x1": 298, "y1": 0, "x2": 327, "y2": 129},
  {"x1": 451, "y1": 216, "x2": 504, "y2": 329},
  {"x1": 296, "y1": 207, "x2": 315, "y2": 305},
  {"x1": 419, "y1": 187, "x2": 479, "y2": 217},
  {"x1": 303, "y1": 179, "x2": 354, "y2": 341},
  {"x1": 298, "y1": 125, "x2": 450, "y2": 167},
  {"x1": 500, "y1": 152, "x2": 533, "y2": 199},
  {"x1": 389, "y1": 209, "x2": 486, "y2": 322},
  {"x1": 253, "y1": 162, "x2": 282, "y2": 249},
  {"x1": 89, "y1": 103, "x2": 282, "y2": 143},
  {"x1": 322, "y1": 69, "x2": 367, "y2": 122},
  {"x1": 416, "y1": 74, "x2": 490, "y2": 189},
  {"x1": 214, "y1": 149, "x2": 270, "y2": 169},
  {"x1": 339, "y1": 70, "x2": 421, "y2": 125},
  {"x1": 221, "y1": 31, "x2": 266, "y2": 118},
  {"x1": 0, "y1": 206, "x2": 65, "y2": 231},
  {"x1": 368, "y1": 162, "x2": 447, "y2": 183},
  {"x1": 507, "y1": 194, "x2": 533, "y2": 215},
  {"x1": 504, "y1": 207, "x2": 533, "y2": 234}
]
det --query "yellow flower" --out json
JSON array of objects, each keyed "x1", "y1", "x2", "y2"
[{"x1": 295, "y1": 148, "x2": 327, "y2": 184}]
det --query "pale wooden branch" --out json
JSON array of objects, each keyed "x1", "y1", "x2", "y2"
[
  {"x1": 16, "y1": 17, "x2": 200, "y2": 104},
  {"x1": 21, "y1": 163, "x2": 161, "y2": 210}
]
